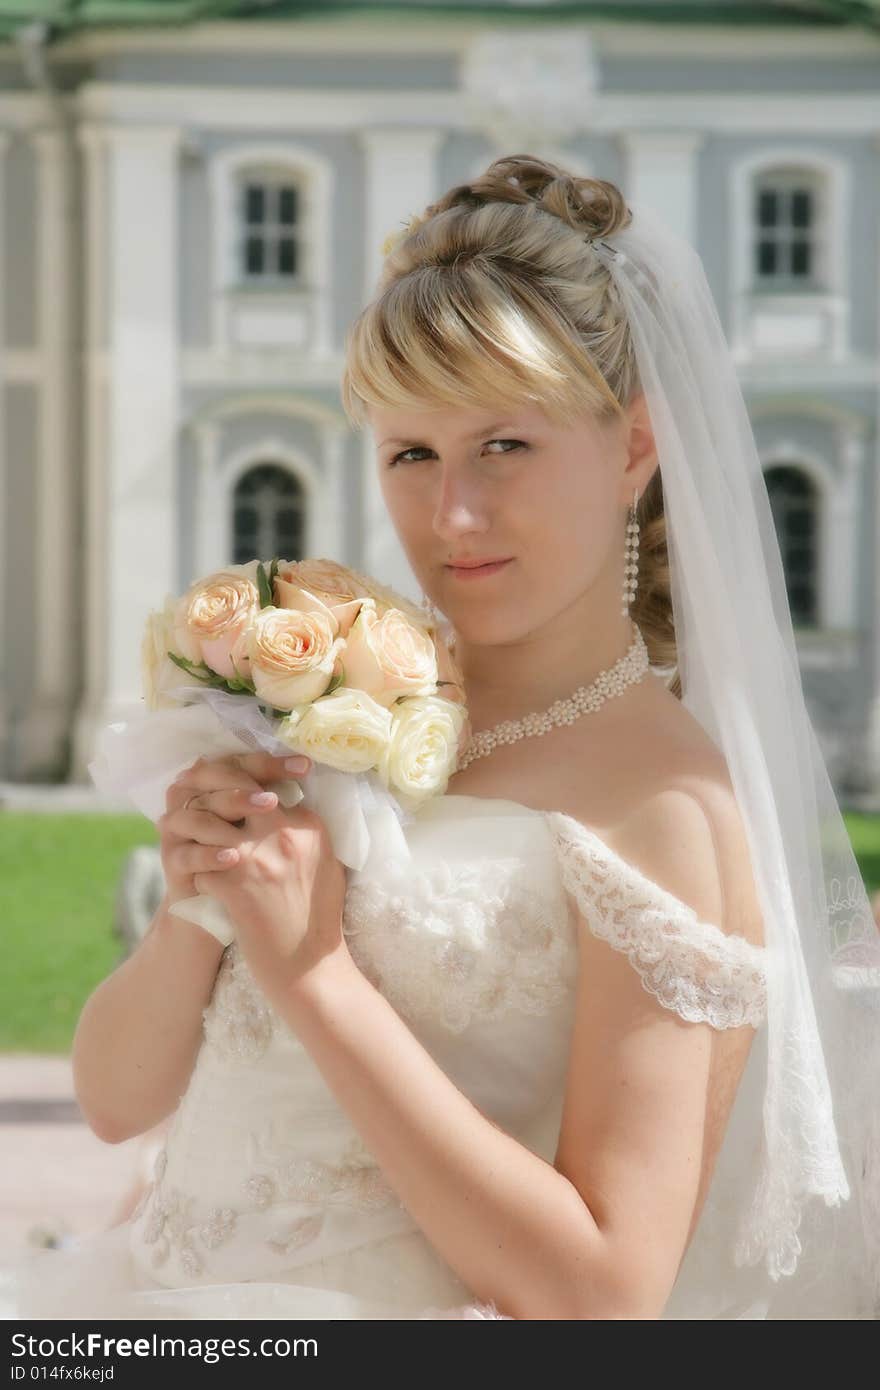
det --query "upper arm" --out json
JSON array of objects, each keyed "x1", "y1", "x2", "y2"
[{"x1": 552, "y1": 789, "x2": 765, "y2": 1318}]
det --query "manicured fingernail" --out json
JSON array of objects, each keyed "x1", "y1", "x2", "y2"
[
  {"x1": 216, "y1": 848, "x2": 238, "y2": 863},
  {"x1": 249, "y1": 791, "x2": 276, "y2": 805},
  {"x1": 284, "y1": 757, "x2": 310, "y2": 772}
]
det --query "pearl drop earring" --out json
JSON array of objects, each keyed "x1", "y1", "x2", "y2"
[{"x1": 622, "y1": 487, "x2": 640, "y2": 616}]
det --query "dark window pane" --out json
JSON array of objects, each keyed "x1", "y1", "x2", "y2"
[
  {"x1": 757, "y1": 240, "x2": 777, "y2": 275},
  {"x1": 765, "y1": 466, "x2": 819, "y2": 624},
  {"x1": 279, "y1": 186, "x2": 298, "y2": 225},
  {"x1": 790, "y1": 584, "x2": 815, "y2": 621},
  {"x1": 791, "y1": 189, "x2": 811, "y2": 229},
  {"x1": 233, "y1": 465, "x2": 307, "y2": 567},
  {"x1": 757, "y1": 190, "x2": 777, "y2": 227},
  {"x1": 787, "y1": 509, "x2": 815, "y2": 539},
  {"x1": 245, "y1": 236, "x2": 264, "y2": 274},
  {"x1": 791, "y1": 239, "x2": 810, "y2": 277},
  {"x1": 245, "y1": 184, "x2": 265, "y2": 224},
  {"x1": 787, "y1": 547, "x2": 813, "y2": 573},
  {"x1": 278, "y1": 237, "x2": 296, "y2": 275}
]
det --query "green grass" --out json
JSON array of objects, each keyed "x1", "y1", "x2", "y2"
[
  {"x1": 841, "y1": 812, "x2": 880, "y2": 898},
  {"x1": 0, "y1": 813, "x2": 159, "y2": 1053},
  {"x1": 0, "y1": 809, "x2": 878, "y2": 1054}
]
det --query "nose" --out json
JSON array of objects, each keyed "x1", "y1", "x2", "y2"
[{"x1": 431, "y1": 466, "x2": 491, "y2": 544}]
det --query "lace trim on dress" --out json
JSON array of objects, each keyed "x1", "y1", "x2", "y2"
[{"x1": 546, "y1": 811, "x2": 768, "y2": 1030}]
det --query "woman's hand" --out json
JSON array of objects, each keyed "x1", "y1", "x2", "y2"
[
  {"x1": 158, "y1": 750, "x2": 311, "y2": 908},
  {"x1": 191, "y1": 795, "x2": 350, "y2": 1009}
]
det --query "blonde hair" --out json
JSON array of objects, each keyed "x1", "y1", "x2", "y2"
[{"x1": 341, "y1": 152, "x2": 680, "y2": 698}]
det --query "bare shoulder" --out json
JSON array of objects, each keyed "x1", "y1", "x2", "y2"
[{"x1": 590, "y1": 683, "x2": 765, "y2": 949}]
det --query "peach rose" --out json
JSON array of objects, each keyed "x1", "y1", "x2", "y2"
[
  {"x1": 174, "y1": 561, "x2": 261, "y2": 680},
  {"x1": 273, "y1": 558, "x2": 367, "y2": 640},
  {"x1": 245, "y1": 605, "x2": 344, "y2": 711},
  {"x1": 343, "y1": 566, "x2": 436, "y2": 635},
  {"x1": 341, "y1": 605, "x2": 438, "y2": 709}
]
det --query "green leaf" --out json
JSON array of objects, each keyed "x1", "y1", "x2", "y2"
[
  {"x1": 167, "y1": 651, "x2": 217, "y2": 680},
  {"x1": 256, "y1": 561, "x2": 273, "y2": 609},
  {"x1": 229, "y1": 650, "x2": 257, "y2": 694}
]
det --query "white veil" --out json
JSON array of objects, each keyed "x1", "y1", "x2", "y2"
[{"x1": 588, "y1": 201, "x2": 880, "y2": 1309}]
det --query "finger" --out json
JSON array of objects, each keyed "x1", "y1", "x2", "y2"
[
  {"x1": 165, "y1": 760, "x2": 263, "y2": 816},
  {"x1": 162, "y1": 799, "x2": 259, "y2": 847},
  {"x1": 173, "y1": 784, "x2": 282, "y2": 830},
  {"x1": 165, "y1": 752, "x2": 311, "y2": 814},
  {"x1": 172, "y1": 840, "x2": 246, "y2": 877},
  {"x1": 233, "y1": 751, "x2": 313, "y2": 783}
]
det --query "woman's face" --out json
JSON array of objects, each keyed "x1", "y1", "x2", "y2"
[{"x1": 370, "y1": 398, "x2": 648, "y2": 648}]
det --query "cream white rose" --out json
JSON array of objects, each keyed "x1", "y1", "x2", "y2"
[
  {"x1": 141, "y1": 596, "x2": 195, "y2": 710},
  {"x1": 275, "y1": 687, "x2": 393, "y2": 773},
  {"x1": 246, "y1": 605, "x2": 344, "y2": 711},
  {"x1": 378, "y1": 694, "x2": 468, "y2": 804},
  {"x1": 342, "y1": 605, "x2": 438, "y2": 709}
]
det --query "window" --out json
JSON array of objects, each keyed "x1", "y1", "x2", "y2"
[
  {"x1": 238, "y1": 172, "x2": 301, "y2": 284},
  {"x1": 232, "y1": 464, "x2": 306, "y2": 565},
  {"x1": 765, "y1": 465, "x2": 819, "y2": 627},
  {"x1": 752, "y1": 170, "x2": 822, "y2": 291}
]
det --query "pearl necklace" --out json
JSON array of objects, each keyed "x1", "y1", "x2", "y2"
[{"x1": 453, "y1": 619, "x2": 651, "y2": 772}]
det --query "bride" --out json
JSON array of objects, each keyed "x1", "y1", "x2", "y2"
[{"x1": 5, "y1": 154, "x2": 878, "y2": 1320}]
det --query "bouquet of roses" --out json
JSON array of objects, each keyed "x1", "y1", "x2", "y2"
[{"x1": 88, "y1": 556, "x2": 469, "y2": 945}]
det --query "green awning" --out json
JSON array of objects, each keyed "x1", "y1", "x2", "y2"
[{"x1": 0, "y1": 2, "x2": 878, "y2": 46}]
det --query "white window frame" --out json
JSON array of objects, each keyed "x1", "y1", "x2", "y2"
[
  {"x1": 730, "y1": 148, "x2": 849, "y2": 364},
  {"x1": 751, "y1": 167, "x2": 826, "y2": 292},
  {"x1": 237, "y1": 170, "x2": 304, "y2": 285},
  {"x1": 209, "y1": 142, "x2": 333, "y2": 355}
]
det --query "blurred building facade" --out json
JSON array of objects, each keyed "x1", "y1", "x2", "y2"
[{"x1": 0, "y1": 1, "x2": 878, "y2": 805}]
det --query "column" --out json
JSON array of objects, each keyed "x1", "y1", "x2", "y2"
[
  {"x1": 72, "y1": 123, "x2": 182, "y2": 779},
  {"x1": 864, "y1": 423, "x2": 880, "y2": 803},
  {"x1": 826, "y1": 424, "x2": 865, "y2": 631},
  {"x1": 356, "y1": 127, "x2": 444, "y2": 600},
  {"x1": 16, "y1": 124, "x2": 77, "y2": 779},
  {"x1": 0, "y1": 129, "x2": 10, "y2": 775},
  {"x1": 617, "y1": 132, "x2": 705, "y2": 248}
]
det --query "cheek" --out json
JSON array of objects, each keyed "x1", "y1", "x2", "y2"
[{"x1": 518, "y1": 465, "x2": 616, "y2": 585}]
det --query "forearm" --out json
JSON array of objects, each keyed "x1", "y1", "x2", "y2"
[
  {"x1": 277, "y1": 950, "x2": 618, "y2": 1321},
  {"x1": 72, "y1": 894, "x2": 225, "y2": 1144}
]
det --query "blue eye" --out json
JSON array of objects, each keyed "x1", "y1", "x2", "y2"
[{"x1": 386, "y1": 439, "x2": 526, "y2": 468}]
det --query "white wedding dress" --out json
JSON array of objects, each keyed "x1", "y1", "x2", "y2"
[{"x1": 1, "y1": 793, "x2": 873, "y2": 1320}]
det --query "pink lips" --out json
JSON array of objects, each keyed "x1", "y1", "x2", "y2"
[{"x1": 446, "y1": 558, "x2": 514, "y2": 579}]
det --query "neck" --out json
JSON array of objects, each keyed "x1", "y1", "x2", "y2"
[{"x1": 448, "y1": 596, "x2": 638, "y2": 733}]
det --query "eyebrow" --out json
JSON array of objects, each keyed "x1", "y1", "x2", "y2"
[{"x1": 378, "y1": 421, "x2": 520, "y2": 449}]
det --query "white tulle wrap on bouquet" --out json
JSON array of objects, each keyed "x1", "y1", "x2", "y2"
[{"x1": 87, "y1": 684, "x2": 419, "y2": 948}]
